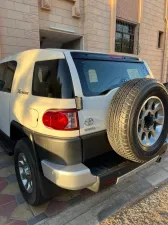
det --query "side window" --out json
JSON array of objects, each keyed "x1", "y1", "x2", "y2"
[
  {"x1": 0, "y1": 61, "x2": 17, "y2": 93},
  {"x1": 0, "y1": 63, "x2": 6, "y2": 82},
  {"x1": 32, "y1": 59, "x2": 74, "y2": 99},
  {"x1": 3, "y1": 61, "x2": 17, "y2": 93}
]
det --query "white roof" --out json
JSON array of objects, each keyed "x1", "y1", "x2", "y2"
[{"x1": 0, "y1": 48, "x2": 140, "y2": 63}]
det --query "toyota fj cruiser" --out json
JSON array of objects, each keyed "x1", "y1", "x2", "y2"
[{"x1": 0, "y1": 49, "x2": 167, "y2": 206}]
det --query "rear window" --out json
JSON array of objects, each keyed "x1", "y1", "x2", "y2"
[
  {"x1": 32, "y1": 59, "x2": 74, "y2": 99},
  {"x1": 72, "y1": 53, "x2": 149, "y2": 96}
]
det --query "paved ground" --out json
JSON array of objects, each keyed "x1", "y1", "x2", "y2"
[
  {"x1": 100, "y1": 181, "x2": 168, "y2": 225},
  {"x1": 0, "y1": 144, "x2": 168, "y2": 225},
  {"x1": 0, "y1": 146, "x2": 94, "y2": 225}
]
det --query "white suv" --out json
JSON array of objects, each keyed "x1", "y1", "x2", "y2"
[{"x1": 0, "y1": 49, "x2": 167, "y2": 206}]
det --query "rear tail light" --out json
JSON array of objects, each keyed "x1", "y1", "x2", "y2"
[
  {"x1": 42, "y1": 109, "x2": 79, "y2": 131},
  {"x1": 104, "y1": 179, "x2": 116, "y2": 187}
]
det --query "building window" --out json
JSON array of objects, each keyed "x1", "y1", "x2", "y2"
[
  {"x1": 158, "y1": 31, "x2": 164, "y2": 49},
  {"x1": 115, "y1": 20, "x2": 136, "y2": 54}
]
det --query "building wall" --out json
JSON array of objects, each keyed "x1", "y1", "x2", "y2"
[
  {"x1": 39, "y1": 0, "x2": 84, "y2": 35},
  {"x1": 0, "y1": 0, "x2": 167, "y2": 82},
  {"x1": 0, "y1": 0, "x2": 40, "y2": 58},
  {"x1": 117, "y1": 0, "x2": 139, "y2": 23},
  {"x1": 116, "y1": 0, "x2": 167, "y2": 81},
  {"x1": 139, "y1": 0, "x2": 166, "y2": 81},
  {"x1": 84, "y1": 0, "x2": 111, "y2": 53},
  {"x1": 0, "y1": 45, "x2": 2, "y2": 59}
]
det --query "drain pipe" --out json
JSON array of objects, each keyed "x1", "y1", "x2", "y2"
[{"x1": 161, "y1": 0, "x2": 168, "y2": 82}]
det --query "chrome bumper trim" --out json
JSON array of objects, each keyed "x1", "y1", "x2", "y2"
[
  {"x1": 41, "y1": 160, "x2": 97, "y2": 190},
  {"x1": 117, "y1": 156, "x2": 159, "y2": 184}
]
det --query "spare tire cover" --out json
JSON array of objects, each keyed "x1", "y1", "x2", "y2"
[{"x1": 107, "y1": 78, "x2": 168, "y2": 163}]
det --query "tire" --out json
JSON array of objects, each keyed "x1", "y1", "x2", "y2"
[
  {"x1": 14, "y1": 138, "x2": 48, "y2": 206},
  {"x1": 107, "y1": 78, "x2": 168, "y2": 163}
]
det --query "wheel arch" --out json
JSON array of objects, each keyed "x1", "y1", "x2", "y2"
[
  {"x1": 10, "y1": 121, "x2": 40, "y2": 160},
  {"x1": 11, "y1": 120, "x2": 59, "y2": 198},
  {"x1": 10, "y1": 121, "x2": 30, "y2": 141}
]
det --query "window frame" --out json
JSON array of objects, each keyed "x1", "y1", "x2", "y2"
[
  {"x1": 0, "y1": 61, "x2": 17, "y2": 93},
  {"x1": 115, "y1": 20, "x2": 136, "y2": 54}
]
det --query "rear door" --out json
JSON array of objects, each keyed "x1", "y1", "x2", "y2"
[
  {"x1": 0, "y1": 61, "x2": 17, "y2": 136},
  {"x1": 68, "y1": 52, "x2": 151, "y2": 136}
]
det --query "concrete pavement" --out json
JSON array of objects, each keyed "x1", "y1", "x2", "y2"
[{"x1": 101, "y1": 181, "x2": 168, "y2": 225}]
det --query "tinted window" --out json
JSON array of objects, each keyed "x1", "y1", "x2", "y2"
[
  {"x1": 32, "y1": 59, "x2": 74, "y2": 99},
  {"x1": 0, "y1": 63, "x2": 6, "y2": 80},
  {"x1": 0, "y1": 61, "x2": 17, "y2": 92},
  {"x1": 73, "y1": 57, "x2": 149, "y2": 96}
]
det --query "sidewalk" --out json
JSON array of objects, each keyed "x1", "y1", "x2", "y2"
[{"x1": 101, "y1": 181, "x2": 168, "y2": 225}]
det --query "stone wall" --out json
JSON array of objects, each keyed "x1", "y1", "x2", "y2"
[
  {"x1": 39, "y1": 0, "x2": 84, "y2": 35},
  {"x1": 117, "y1": 0, "x2": 139, "y2": 23},
  {"x1": 0, "y1": 0, "x2": 40, "y2": 58},
  {"x1": 84, "y1": 0, "x2": 111, "y2": 53},
  {"x1": 139, "y1": 0, "x2": 166, "y2": 81}
]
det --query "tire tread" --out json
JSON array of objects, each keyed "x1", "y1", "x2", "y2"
[{"x1": 107, "y1": 78, "x2": 165, "y2": 163}]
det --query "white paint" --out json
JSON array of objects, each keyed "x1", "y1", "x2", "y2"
[{"x1": 0, "y1": 49, "x2": 152, "y2": 139}]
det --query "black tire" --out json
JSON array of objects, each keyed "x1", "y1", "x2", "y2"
[
  {"x1": 107, "y1": 78, "x2": 168, "y2": 163},
  {"x1": 14, "y1": 138, "x2": 48, "y2": 206}
]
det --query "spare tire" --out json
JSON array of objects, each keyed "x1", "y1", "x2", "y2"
[{"x1": 107, "y1": 78, "x2": 168, "y2": 163}]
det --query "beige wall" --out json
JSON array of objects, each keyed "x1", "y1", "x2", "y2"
[
  {"x1": 139, "y1": 0, "x2": 166, "y2": 81},
  {"x1": 0, "y1": 0, "x2": 40, "y2": 58},
  {"x1": 116, "y1": 0, "x2": 167, "y2": 81},
  {"x1": 39, "y1": 0, "x2": 84, "y2": 35},
  {"x1": 84, "y1": 0, "x2": 111, "y2": 53},
  {"x1": 0, "y1": 0, "x2": 167, "y2": 81},
  {"x1": 0, "y1": 45, "x2": 2, "y2": 59},
  {"x1": 117, "y1": 0, "x2": 139, "y2": 23}
]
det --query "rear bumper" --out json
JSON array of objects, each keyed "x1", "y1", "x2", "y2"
[
  {"x1": 41, "y1": 160, "x2": 97, "y2": 190},
  {"x1": 41, "y1": 157, "x2": 159, "y2": 191},
  {"x1": 41, "y1": 141, "x2": 168, "y2": 191}
]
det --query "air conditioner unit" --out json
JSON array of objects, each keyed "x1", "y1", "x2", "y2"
[{"x1": 40, "y1": 0, "x2": 51, "y2": 11}]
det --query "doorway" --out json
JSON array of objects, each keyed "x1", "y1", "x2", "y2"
[{"x1": 40, "y1": 29, "x2": 83, "y2": 50}]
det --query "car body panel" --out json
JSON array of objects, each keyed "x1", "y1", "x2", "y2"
[{"x1": 0, "y1": 49, "x2": 152, "y2": 138}]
